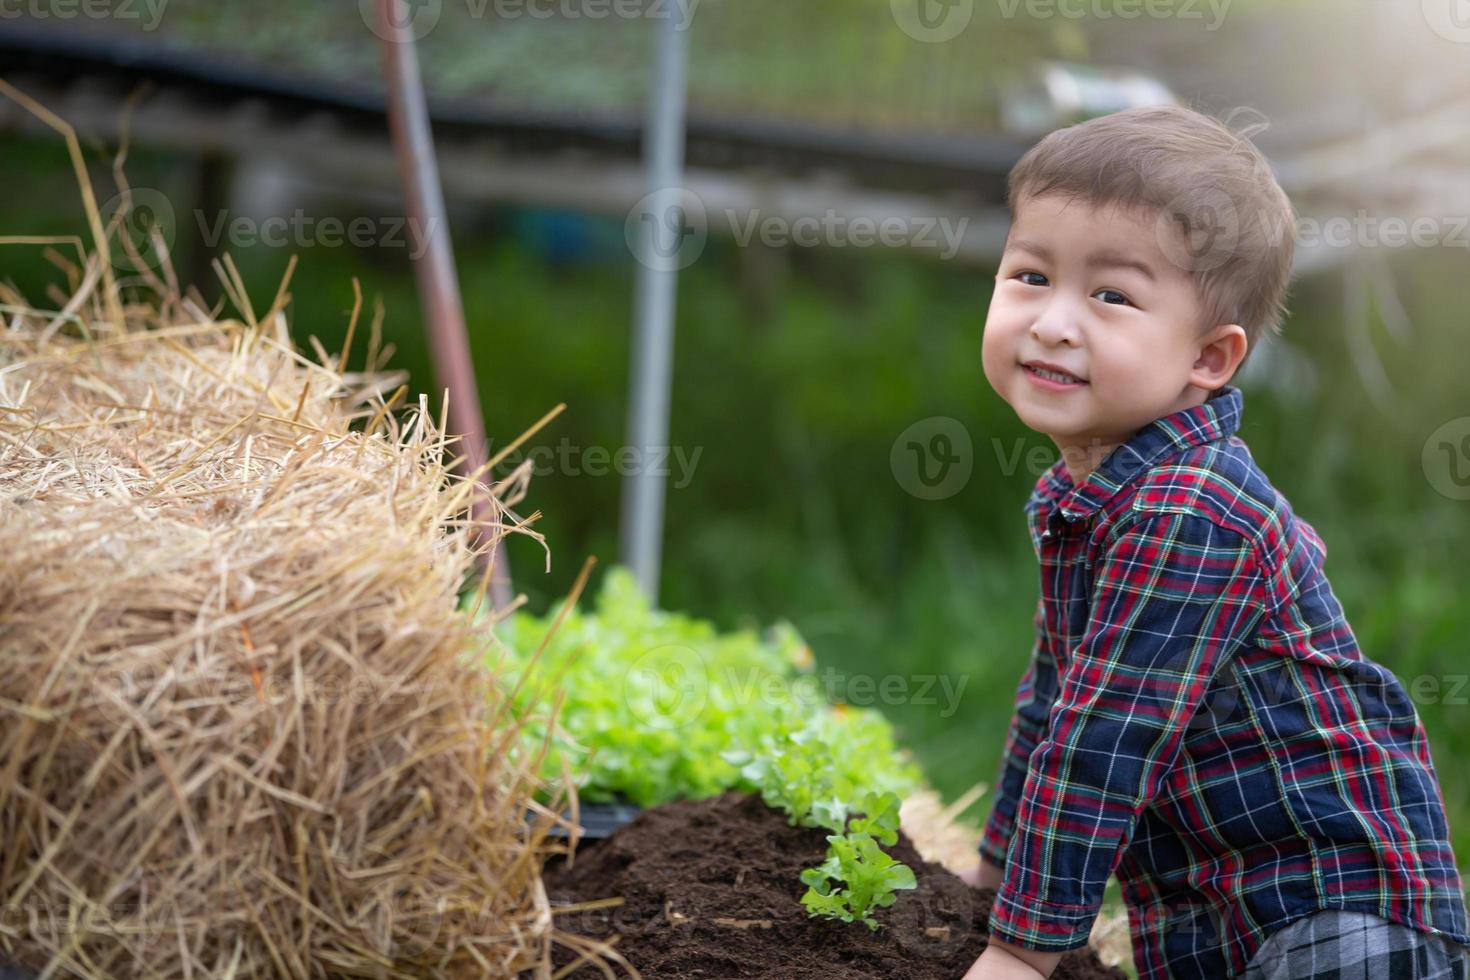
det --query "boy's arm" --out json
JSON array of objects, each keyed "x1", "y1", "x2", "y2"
[
  {"x1": 986, "y1": 511, "x2": 1272, "y2": 957},
  {"x1": 965, "y1": 939, "x2": 1063, "y2": 979},
  {"x1": 978, "y1": 594, "x2": 1055, "y2": 871}
]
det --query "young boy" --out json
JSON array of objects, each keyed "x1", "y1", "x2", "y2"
[{"x1": 960, "y1": 105, "x2": 1470, "y2": 979}]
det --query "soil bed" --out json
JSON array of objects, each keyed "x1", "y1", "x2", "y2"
[{"x1": 540, "y1": 791, "x2": 1127, "y2": 979}]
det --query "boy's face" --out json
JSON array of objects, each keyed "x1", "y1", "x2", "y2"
[{"x1": 981, "y1": 191, "x2": 1243, "y2": 481}]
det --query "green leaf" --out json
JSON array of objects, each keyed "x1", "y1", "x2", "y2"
[{"x1": 486, "y1": 565, "x2": 927, "y2": 930}]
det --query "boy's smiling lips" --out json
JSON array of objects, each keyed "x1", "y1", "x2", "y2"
[{"x1": 1020, "y1": 358, "x2": 1089, "y2": 388}]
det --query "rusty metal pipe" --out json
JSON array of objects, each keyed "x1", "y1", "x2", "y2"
[{"x1": 377, "y1": 0, "x2": 511, "y2": 610}]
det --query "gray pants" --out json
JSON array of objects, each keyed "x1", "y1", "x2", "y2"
[{"x1": 1243, "y1": 909, "x2": 1470, "y2": 979}]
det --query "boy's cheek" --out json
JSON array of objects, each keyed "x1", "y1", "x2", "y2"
[{"x1": 979, "y1": 335, "x2": 1012, "y2": 396}]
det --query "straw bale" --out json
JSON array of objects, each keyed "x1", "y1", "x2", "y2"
[{"x1": 0, "y1": 198, "x2": 584, "y2": 978}]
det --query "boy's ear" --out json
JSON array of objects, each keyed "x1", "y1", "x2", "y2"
[{"x1": 1191, "y1": 324, "x2": 1248, "y2": 389}]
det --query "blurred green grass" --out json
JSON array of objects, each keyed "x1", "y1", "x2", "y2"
[{"x1": 3, "y1": 137, "x2": 1466, "y2": 975}]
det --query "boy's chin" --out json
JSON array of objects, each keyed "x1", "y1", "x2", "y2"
[
  {"x1": 1008, "y1": 399, "x2": 1091, "y2": 436},
  {"x1": 1009, "y1": 408, "x2": 1121, "y2": 452}
]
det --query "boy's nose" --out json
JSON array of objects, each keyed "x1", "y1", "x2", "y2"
[{"x1": 1030, "y1": 310, "x2": 1081, "y2": 347}]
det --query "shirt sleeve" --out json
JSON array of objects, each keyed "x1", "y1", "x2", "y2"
[
  {"x1": 979, "y1": 594, "x2": 1057, "y2": 867},
  {"x1": 987, "y1": 510, "x2": 1272, "y2": 953}
]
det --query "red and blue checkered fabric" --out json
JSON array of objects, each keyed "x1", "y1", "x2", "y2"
[{"x1": 979, "y1": 385, "x2": 1469, "y2": 978}]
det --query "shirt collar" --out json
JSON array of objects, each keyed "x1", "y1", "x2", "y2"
[{"x1": 1028, "y1": 384, "x2": 1245, "y2": 526}]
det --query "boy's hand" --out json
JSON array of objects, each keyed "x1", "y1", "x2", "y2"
[
  {"x1": 963, "y1": 939, "x2": 1061, "y2": 979},
  {"x1": 957, "y1": 855, "x2": 1006, "y2": 891},
  {"x1": 956, "y1": 859, "x2": 1063, "y2": 979}
]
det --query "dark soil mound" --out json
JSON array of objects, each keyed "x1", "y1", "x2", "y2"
[{"x1": 539, "y1": 790, "x2": 1128, "y2": 979}]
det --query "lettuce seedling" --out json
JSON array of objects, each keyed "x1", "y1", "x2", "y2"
[
  {"x1": 484, "y1": 566, "x2": 927, "y2": 931},
  {"x1": 846, "y1": 791, "x2": 903, "y2": 846},
  {"x1": 799, "y1": 830, "x2": 918, "y2": 930}
]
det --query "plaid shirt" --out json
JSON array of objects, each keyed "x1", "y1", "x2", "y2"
[{"x1": 979, "y1": 385, "x2": 1469, "y2": 978}]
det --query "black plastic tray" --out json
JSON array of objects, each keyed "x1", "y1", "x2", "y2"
[
  {"x1": 551, "y1": 801, "x2": 643, "y2": 840},
  {"x1": 534, "y1": 800, "x2": 643, "y2": 842}
]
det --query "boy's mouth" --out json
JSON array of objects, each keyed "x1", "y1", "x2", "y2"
[{"x1": 1021, "y1": 361, "x2": 1088, "y2": 388}]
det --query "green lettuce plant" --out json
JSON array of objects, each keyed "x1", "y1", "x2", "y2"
[
  {"x1": 799, "y1": 829, "x2": 918, "y2": 930},
  {"x1": 479, "y1": 566, "x2": 924, "y2": 929}
]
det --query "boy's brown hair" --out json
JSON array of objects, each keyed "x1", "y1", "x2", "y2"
[{"x1": 1005, "y1": 103, "x2": 1296, "y2": 386}]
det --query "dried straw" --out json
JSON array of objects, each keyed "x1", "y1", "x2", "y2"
[{"x1": 0, "y1": 83, "x2": 602, "y2": 979}]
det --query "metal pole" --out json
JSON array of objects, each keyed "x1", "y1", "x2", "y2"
[
  {"x1": 620, "y1": 12, "x2": 689, "y2": 604},
  {"x1": 378, "y1": 0, "x2": 512, "y2": 610}
]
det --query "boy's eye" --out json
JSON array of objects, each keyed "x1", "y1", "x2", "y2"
[
  {"x1": 1010, "y1": 272, "x2": 1134, "y2": 307},
  {"x1": 1093, "y1": 288, "x2": 1132, "y2": 306}
]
